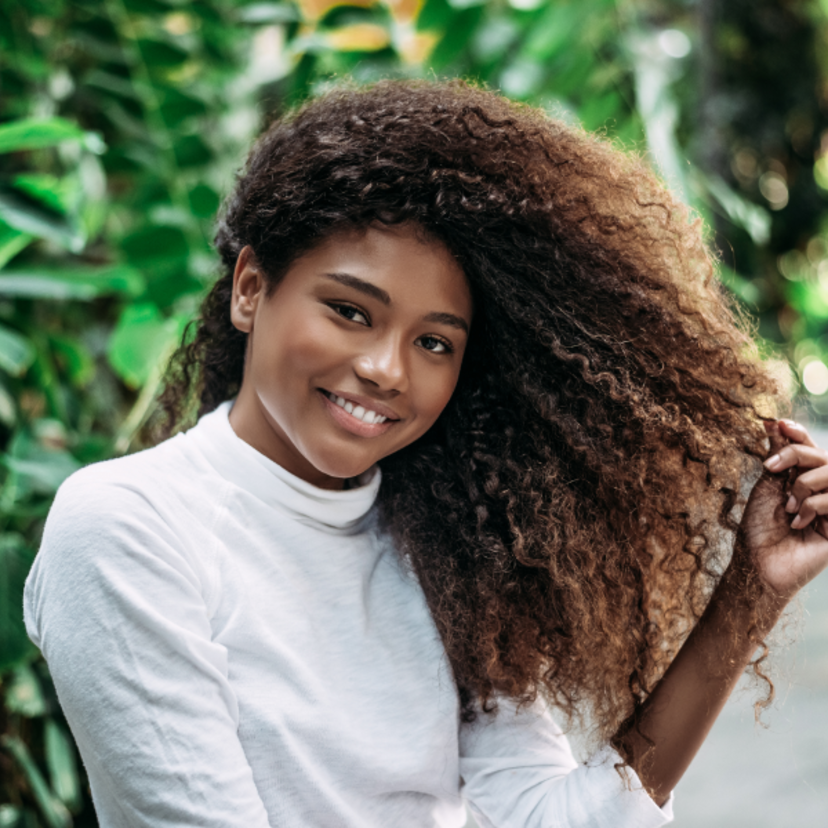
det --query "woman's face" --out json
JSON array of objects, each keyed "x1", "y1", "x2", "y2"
[{"x1": 228, "y1": 224, "x2": 472, "y2": 490}]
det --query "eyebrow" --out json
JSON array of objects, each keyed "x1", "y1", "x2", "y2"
[
  {"x1": 423, "y1": 311, "x2": 469, "y2": 334},
  {"x1": 323, "y1": 272, "x2": 390, "y2": 305},
  {"x1": 322, "y1": 272, "x2": 470, "y2": 334}
]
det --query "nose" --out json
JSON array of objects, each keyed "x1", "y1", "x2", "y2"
[{"x1": 353, "y1": 332, "x2": 408, "y2": 393}]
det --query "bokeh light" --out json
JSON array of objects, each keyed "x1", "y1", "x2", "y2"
[{"x1": 802, "y1": 360, "x2": 828, "y2": 395}]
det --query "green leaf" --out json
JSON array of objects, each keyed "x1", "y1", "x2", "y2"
[
  {"x1": 45, "y1": 720, "x2": 81, "y2": 811},
  {"x1": 0, "y1": 264, "x2": 145, "y2": 300},
  {"x1": 137, "y1": 37, "x2": 190, "y2": 68},
  {"x1": 0, "y1": 736, "x2": 72, "y2": 828},
  {"x1": 697, "y1": 172, "x2": 771, "y2": 246},
  {"x1": 121, "y1": 225, "x2": 189, "y2": 267},
  {"x1": 160, "y1": 88, "x2": 209, "y2": 128},
  {"x1": 2, "y1": 447, "x2": 82, "y2": 496},
  {"x1": 51, "y1": 335, "x2": 96, "y2": 386},
  {"x1": 107, "y1": 303, "x2": 181, "y2": 388},
  {"x1": 521, "y1": 2, "x2": 583, "y2": 62},
  {"x1": 238, "y1": 2, "x2": 300, "y2": 23},
  {"x1": 0, "y1": 218, "x2": 34, "y2": 268},
  {"x1": 5, "y1": 663, "x2": 48, "y2": 717},
  {"x1": 0, "y1": 190, "x2": 85, "y2": 253},
  {"x1": 0, "y1": 804, "x2": 25, "y2": 828},
  {"x1": 12, "y1": 174, "x2": 71, "y2": 215},
  {"x1": 0, "y1": 323, "x2": 36, "y2": 377},
  {"x1": 0, "y1": 376, "x2": 15, "y2": 427},
  {"x1": 787, "y1": 280, "x2": 828, "y2": 320},
  {"x1": 188, "y1": 183, "x2": 220, "y2": 219},
  {"x1": 0, "y1": 536, "x2": 36, "y2": 672},
  {"x1": 173, "y1": 133, "x2": 213, "y2": 168},
  {"x1": 0, "y1": 117, "x2": 104, "y2": 154}
]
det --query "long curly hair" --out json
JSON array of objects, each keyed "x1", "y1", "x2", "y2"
[{"x1": 156, "y1": 79, "x2": 787, "y2": 748}]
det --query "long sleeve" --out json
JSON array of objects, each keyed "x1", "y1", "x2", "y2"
[
  {"x1": 23, "y1": 471, "x2": 273, "y2": 828},
  {"x1": 459, "y1": 697, "x2": 674, "y2": 828}
]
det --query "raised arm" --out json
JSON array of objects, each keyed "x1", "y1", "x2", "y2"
[{"x1": 614, "y1": 418, "x2": 828, "y2": 805}]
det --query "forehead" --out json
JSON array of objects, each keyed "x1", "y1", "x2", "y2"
[{"x1": 282, "y1": 224, "x2": 473, "y2": 319}]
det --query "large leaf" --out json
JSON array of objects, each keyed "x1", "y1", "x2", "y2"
[
  {"x1": 0, "y1": 218, "x2": 33, "y2": 269},
  {"x1": 0, "y1": 376, "x2": 15, "y2": 427},
  {"x1": 2, "y1": 446, "x2": 82, "y2": 497},
  {"x1": 0, "y1": 736, "x2": 71, "y2": 828},
  {"x1": 0, "y1": 264, "x2": 144, "y2": 300},
  {"x1": 0, "y1": 805, "x2": 25, "y2": 827},
  {"x1": 0, "y1": 190, "x2": 85, "y2": 253},
  {"x1": 4, "y1": 663, "x2": 48, "y2": 718},
  {"x1": 12, "y1": 174, "x2": 72, "y2": 215},
  {"x1": 0, "y1": 536, "x2": 36, "y2": 672},
  {"x1": 0, "y1": 117, "x2": 104, "y2": 154},
  {"x1": 45, "y1": 720, "x2": 81, "y2": 811},
  {"x1": 107, "y1": 303, "x2": 183, "y2": 388},
  {"x1": 137, "y1": 38, "x2": 190, "y2": 68},
  {"x1": 0, "y1": 324, "x2": 36, "y2": 377},
  {"x1": 691, "y1": 170, "x2": 772, "y2": 246}
]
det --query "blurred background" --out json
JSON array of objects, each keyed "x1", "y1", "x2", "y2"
[{"x1": 1, "y1": 0, "x2": 827, "y2": 825}]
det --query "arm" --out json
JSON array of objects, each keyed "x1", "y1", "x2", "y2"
[
  {"x1": 614, "y1": 419, "x2": 828, "y2": 805},
  {"x1": 24, "y1": 473, "x2": 273, "y2": 828}
]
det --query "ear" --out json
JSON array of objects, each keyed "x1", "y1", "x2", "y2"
[{"x1": 231, "y1": 246, "x2": 265, "y2": 334}]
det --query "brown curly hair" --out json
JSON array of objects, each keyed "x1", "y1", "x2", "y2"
[{"x1": 156, "y1": 79, "x2": 786, "y2": 748}]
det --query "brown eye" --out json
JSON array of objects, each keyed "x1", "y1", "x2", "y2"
[
  {"x1": 331, "y1": 303, "x2": 369, "y2": 326},
  {"x1": 418, "y1": 335, "x2": 453, "y2": 355}
]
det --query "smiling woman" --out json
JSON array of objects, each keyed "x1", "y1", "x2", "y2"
[
  {"x1": 227, "y1": 225, "x2": 471, "y2": 487},
  {"x1": 22, "y1": 79, "x2": 828, "y2": 828}
]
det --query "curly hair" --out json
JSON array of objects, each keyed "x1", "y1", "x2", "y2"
[{"x1": 156, "y1": 79, "x2": 786, "y2": 749}]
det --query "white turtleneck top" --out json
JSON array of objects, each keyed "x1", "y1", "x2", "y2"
[{"x1": 24, "y1": 402, "x2": 674, "y2": 828}]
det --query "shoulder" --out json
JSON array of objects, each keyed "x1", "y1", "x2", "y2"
[
  {"x1": 35, "y1": 432, "x2": 229, "y2": 591},
  {"x1": 51, "y1": 431, "x2": 220, "y2": 526}
]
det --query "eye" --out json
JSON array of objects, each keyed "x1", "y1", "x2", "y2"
[
  {"x1": 330, "y1": 303, "x2": 370, "y2": 326},
  {"x1": 417, "y1": 335, "x2": 454, "y2": 355}
]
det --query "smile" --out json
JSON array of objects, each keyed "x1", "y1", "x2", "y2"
[{"x1": 324, "y1": 392, "x2": 389, "y2": 424}]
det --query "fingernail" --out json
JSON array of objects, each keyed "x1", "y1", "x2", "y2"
[
  {"x1": 786, "y1": 494, "x2": 798, "y2": 513},
  {"x1": 765, "y1": 454, "x2": 781, "y2": 469},
  {"x1": 791, "y1": 513, "x2": 803, "y2": 529},
  {"x1": 782, "y1": 419, "x2": 802, "y2": 430}
]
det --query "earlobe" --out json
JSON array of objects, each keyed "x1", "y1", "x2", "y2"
[{"x1": 231, "y1": 246, "x2": 265, "y2": 334}]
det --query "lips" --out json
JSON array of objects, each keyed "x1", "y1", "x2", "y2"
[
  {"x1": 325, "y1": 392, "x2": 390, "y2": 424},
  {"x1": 318, "y1": 389, "x2": 400, "y2": 438}
]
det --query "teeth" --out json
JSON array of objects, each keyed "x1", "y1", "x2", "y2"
[{"x1": 327, "y1": 392, "x2": 388, "y2": 425}]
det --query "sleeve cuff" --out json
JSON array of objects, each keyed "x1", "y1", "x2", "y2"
[{"x1": 581, "y1": 745, "x2": 675, "y2": 827}]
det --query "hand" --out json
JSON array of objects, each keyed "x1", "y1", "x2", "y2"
[{"x1": 737, "y1": 419, "x2": 828, "y2": 603}]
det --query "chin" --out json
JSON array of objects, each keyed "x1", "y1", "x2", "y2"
[{"x1": 304, "y1": 448, "x2": 378, "y2": 484}]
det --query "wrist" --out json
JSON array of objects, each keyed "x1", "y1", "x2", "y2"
[{"x1": 713, "y1": 547, "x2": 787, "y2": 639}]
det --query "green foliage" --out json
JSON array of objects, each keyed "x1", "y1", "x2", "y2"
[{"x1": 1, "y1": 0, "x2": 828, "y2": 823}]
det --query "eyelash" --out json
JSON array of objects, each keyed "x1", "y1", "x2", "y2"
[{"x1": 327, "y1": 303, "x2": 455, "y2": 355}]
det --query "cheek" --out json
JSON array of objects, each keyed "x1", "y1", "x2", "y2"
[
  {"x1": 413, "y1": 365, "x2": 462, "y2": 424},
  {"x1": 260, "y1": 315, "x2": 338, "y2": 380}
]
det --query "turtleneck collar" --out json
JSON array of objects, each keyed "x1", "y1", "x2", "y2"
[{"x1": 186, "y1": 400, "x2": 381, "y2": 535}]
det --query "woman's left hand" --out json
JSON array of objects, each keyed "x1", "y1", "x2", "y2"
[{"x1": 738, "y1": 419, "x2": 828, "y2": 603}]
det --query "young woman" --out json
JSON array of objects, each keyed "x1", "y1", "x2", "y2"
[{"x1": 24, "y1": 80, "x2": 828, "y2": 828}]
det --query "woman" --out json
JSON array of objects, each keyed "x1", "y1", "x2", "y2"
[{"x1": 24, "y1": 79, "x2": 828, "y2": 828}]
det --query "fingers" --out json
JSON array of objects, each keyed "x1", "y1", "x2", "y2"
[
  {"x1": 777, "y1": 419, "x2": 818, "y2": 448},
  {"x1": 763, "y1": 423, "x2": 828, "y2": 530},
  {"x1": 790, "y1": 492, "x2": 828, "y2": 531},
  {"x1": 784, "y1": 464, "x2": 828, "y2": 511},
  {"x1": 764, "y1": 443, "x2": 827, "y2": 473}
]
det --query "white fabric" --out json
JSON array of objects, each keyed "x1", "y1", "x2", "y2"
[{"x1": 24, "y1": 401, "x2": 674, "y2": 828}]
